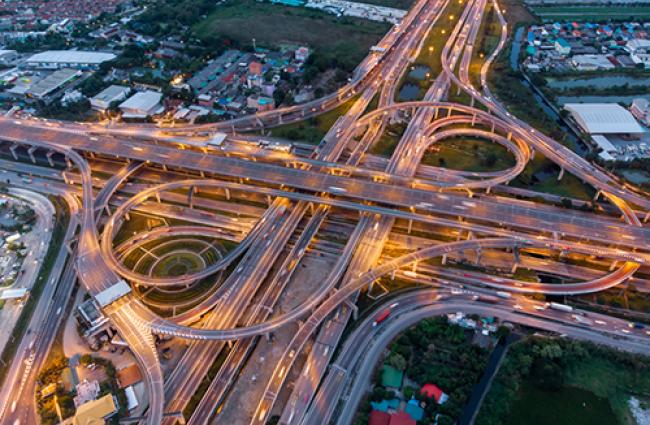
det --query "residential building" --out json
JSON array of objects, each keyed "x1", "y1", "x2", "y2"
[
  {"x1": 554, "y1": 38, "x2": 571, "y2": 55},
  {"x1": 626, "y1": 38, "x2": 650, "y2": 67},
  {"x1": 631, "y1": 98, "x2": 650, "y2": 126},
  {"x1": 73, "y1": 394, "x2": 118, "y2": 425}
]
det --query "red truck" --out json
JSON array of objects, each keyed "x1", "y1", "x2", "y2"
[{"x1": 372, "y1": 308, "x2": 392, "y2": 327}]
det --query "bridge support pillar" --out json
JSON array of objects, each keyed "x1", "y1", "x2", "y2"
[
  {"x1": 470, "y1": 96, "x2": 475, "y2": 108},
  {"x1": 46, "y1": 151, "x2": 55, "y2": 166},
  {"x1": 593, "y1": 190, "x2": 601, "y2": 202},
  {"x1": 65, "y1": 157, "x2": 72, "y2": 169},
  {"x1": 644, "y1": 212, "x2": 650, "y2": 223},
  {"x1": 475, "y1": 247, "x2": 482, "y2": 265},
  {"x1": 162, "y1": 164, "x2": 167, "y2": 172},
  {"x1": 278, "y1": 115, "x2": 283, "y2": 125},
  {"x1": 200, "y1": 170, "x2": 205, "y2": 178},
  {"x1": 267, "y1": 195, "x2": 272, "y2": 206},
  {"x1": 407, "y1": 219, "x2": 412, "y2": 234},
  {"x1": 125, "y1": 212, "x2": 130, "y2": 221},
  {"x1": 441, "y1": 254, "x2": 447, "y2": 265},
  {"x1": 471, "y1": 114, "x2": 476, "y2": 126},
  {"x1": 553, "y1": 231, "x2": 558, "y2": 241},
  {"x1": 155, "y1": 193, "x2": 161, "y2": 203},
  {"x1": 224, "y1": 188, "x2": 231, "y2": 200},
  {"x1": 507, "y1": 132, "x2": 512, "y2": 141},
  {"x1": 510, "y1": 263, "x2": 518, "y2": 274},
  {"x1": 27, "y1": 146, "x2": 36, "y2": 163},
  {"x1": 447, "y1": 108, "x2": 452, "y2": 118},
  {"x1": 61, "y1": 171, "x2": 68, "y2": 184},
  {"x1": 434, "y1": 108, "x2": 439, "y2": 120},
  {"x1": 609, "y1": 261, "x2": 618, "y2": 271},
  {"x1": 486, "y1": 186, "x2": 491, "y2": 194},
  {"x1": 344, "y1": 300, "x2": 358, "y2": 320},
  {"x1": 188, "y1": 186, "x2": 194, "y2": 209},
  {"x1": 557, "y1": 167, "x2": 564, "y2": 181},
  {"x1": 9, "y1": 144, "x2": 18, "y2": 160},
  {"x1": 467, "y1": 231, "x2": 474, "y2": 240},
  {"x1": 391, "y1": 270, "x2": 396, "y2": 280},
  {"x1": 491, "y1": 122, "x2": 495, "y2": 133},
  {"x1": 530, "y1": 148, "x2": 535, "y2": 160},
  {"x1": 104, "y1": 205, "x2": 111, "y2": 217}
]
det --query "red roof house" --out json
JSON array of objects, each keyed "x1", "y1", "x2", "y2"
[
  {"x1": 389, "y1": 411, "x2": 416, "y2": 425},
  {"x1": 421, "y1": 383, "x2": 449, "y2": 404},
  {"x1": 369, "y1": 410, "x2": 391, "y2": 425}
]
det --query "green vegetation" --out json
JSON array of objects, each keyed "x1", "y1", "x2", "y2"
[
  {"x1": 369, "y1": 122, "x2": 407, "y2": 157},
  {"x1": 355, "y1": 316, "x2": 490, "y2": 425},
  {"x1": 531, "y1": 5, "x2": 650, "y2": 22},
  {"x1": 507, "y1": 384, "x2": 616, "y2": 425},
  {"x1": 477, "y1": 337, "x2": 650, "y2": 425},
  {"x1": 269, "y1": 95, "x2": 358, "y2": 144},
  {"x1": 421, "y1": 137, "x2": 515, "y2": 172},
  {"x1": 397, "y1": 0, "x2": 466, "y2": 100},
  {"x1": 468, "y1": 2, "x2": 501, "y2": 89},
  {"x1": 0, "y1": 196, "x2": 69, "y2": 389},
  {"x1": 512, "y1": 154, "x2": 595, "y2": 201},
  {"x1": 362, "y1": 0, "x2": 414, "y2": 9},
  {"x1": 193, "y1": 0, "x2": 390, "y2": 74}
]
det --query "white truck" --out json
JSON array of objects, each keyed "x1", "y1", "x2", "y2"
[{"x1": 550, "y1": 302, "x2": 573, "y2": 313}]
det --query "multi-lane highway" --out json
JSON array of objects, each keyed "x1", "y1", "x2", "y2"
[{"x1": 1, "y1": 0, "x2": 650, "y2": 424}]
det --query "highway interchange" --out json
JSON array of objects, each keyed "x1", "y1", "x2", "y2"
[{"x1": 0, "y1": 0, "x2": 650, "y2": 424}]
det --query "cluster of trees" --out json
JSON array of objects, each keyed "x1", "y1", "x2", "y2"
[
  {"x1": 129, "y1": 0, "x2": 217, "y2": 36},
  {"x1": 36, "y1": 355, "x2": 75, "y2": 424},
  {"x1": 8, "y1": 33, "x2": 68, "y2": 52},
  {"x1": 37, "y1": 98, "x2": 92, "y2": 121},
  {"x1": 357, "y1": 317, "x2": 490, "y2": 425},
  {"x1": 476, "y1": 336, "x2": 650, "y2": 425}
]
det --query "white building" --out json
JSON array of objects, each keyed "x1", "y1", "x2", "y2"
[
  {"x1": 625, "y1": 39, "x2": 650, "y2": 68},
  {"x1": 564, "y1": 103, "x2": 645, "y2": 135},
  {"x1": 630, "y1": 98, "x2": 650, "y2": 126},
  {"x1": 90, "y1": 85, "x2": 131, "y2": 111},
  {"x1": 119, "y1": 91, "x2": 164, "y2": 119},
  {"x1": 571, "y1": 54, "x2": 615, "y2": 71},
  {"x1": 0, "y1": 50, "x2": 18, "y2": 65},
  {"x1": 25, "y1": 50, "x2": 116, "y2": 69}
]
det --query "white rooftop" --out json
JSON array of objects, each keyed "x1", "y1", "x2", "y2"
[
  {"x1": 564, "y1": 103, "x2": 645, "y2": 134},
  {"x1": 119, "y1": 91, "x2": 162, "y2": 112},
  {"x1": 92, "y1": 85, "x2": 130, "y2": 103},
  {"x1": 0, "y1": 288, "x2": 28, "y2": 300},
  {"x1": 95, "y1": 280, "x2": 131, "y2": 307},
  {"x1": 27, "y1": 50, "x2": 116, "y2": 65}
]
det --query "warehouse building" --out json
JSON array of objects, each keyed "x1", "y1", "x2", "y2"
[
  {"x1": 90, "y1": 85, "x2": 130, "y2": 111},
  {"x1": 25, "y1": 50, "x2": 116, "y2": 69},
  {"x1": 119, "y1": 91, "x2": 164, "y2": 119},
  {"x1": 564, "y1": 103, "x2": 645, "y2": 136}
]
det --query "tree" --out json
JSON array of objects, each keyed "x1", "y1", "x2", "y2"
[{"x1": 387, "y1": 353, "x2": 407, "y2": 371}]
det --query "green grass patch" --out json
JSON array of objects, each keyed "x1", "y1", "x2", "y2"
[
  {"x1": 193, "y1": 0, "x2": 389, "y2": 71},
  {"x1": 369, "y1": 122, "x2": 407, "y2": 157},
  {"x1": 395, "y1": 0, "x2": 466, "y2": 100},
  {"x1": 421, "y1": 137, "x2": 515, "y2": 172},
  {"x1": 531, "y1": 6, "x2": 650, "y2": 21},
  {"x1": 477, "y1": 336, "x2": 650, "y2": 425},
  {"x1": 507, "y1": 383, "x2": 617, "y2": 425},
  {"x1": 268, "y1": 95, "x2": 358, "y2": 144}
]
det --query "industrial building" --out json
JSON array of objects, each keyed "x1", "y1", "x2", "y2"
[
  {"x1": 25, "y1": 50, "x2": 116, "y2": 70},
  {"x1": 25, "y1": 68, "x2": 81, "y2": 99},
  {"x1": 90, "y1": 85, "x2": 131, "y2": 111},
  {"x1": 564, "y1": 103, "x2": 645, "y2": 135},
  {"x1": 119, "y1": 91, "x2": 164, "y2": 119}
]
